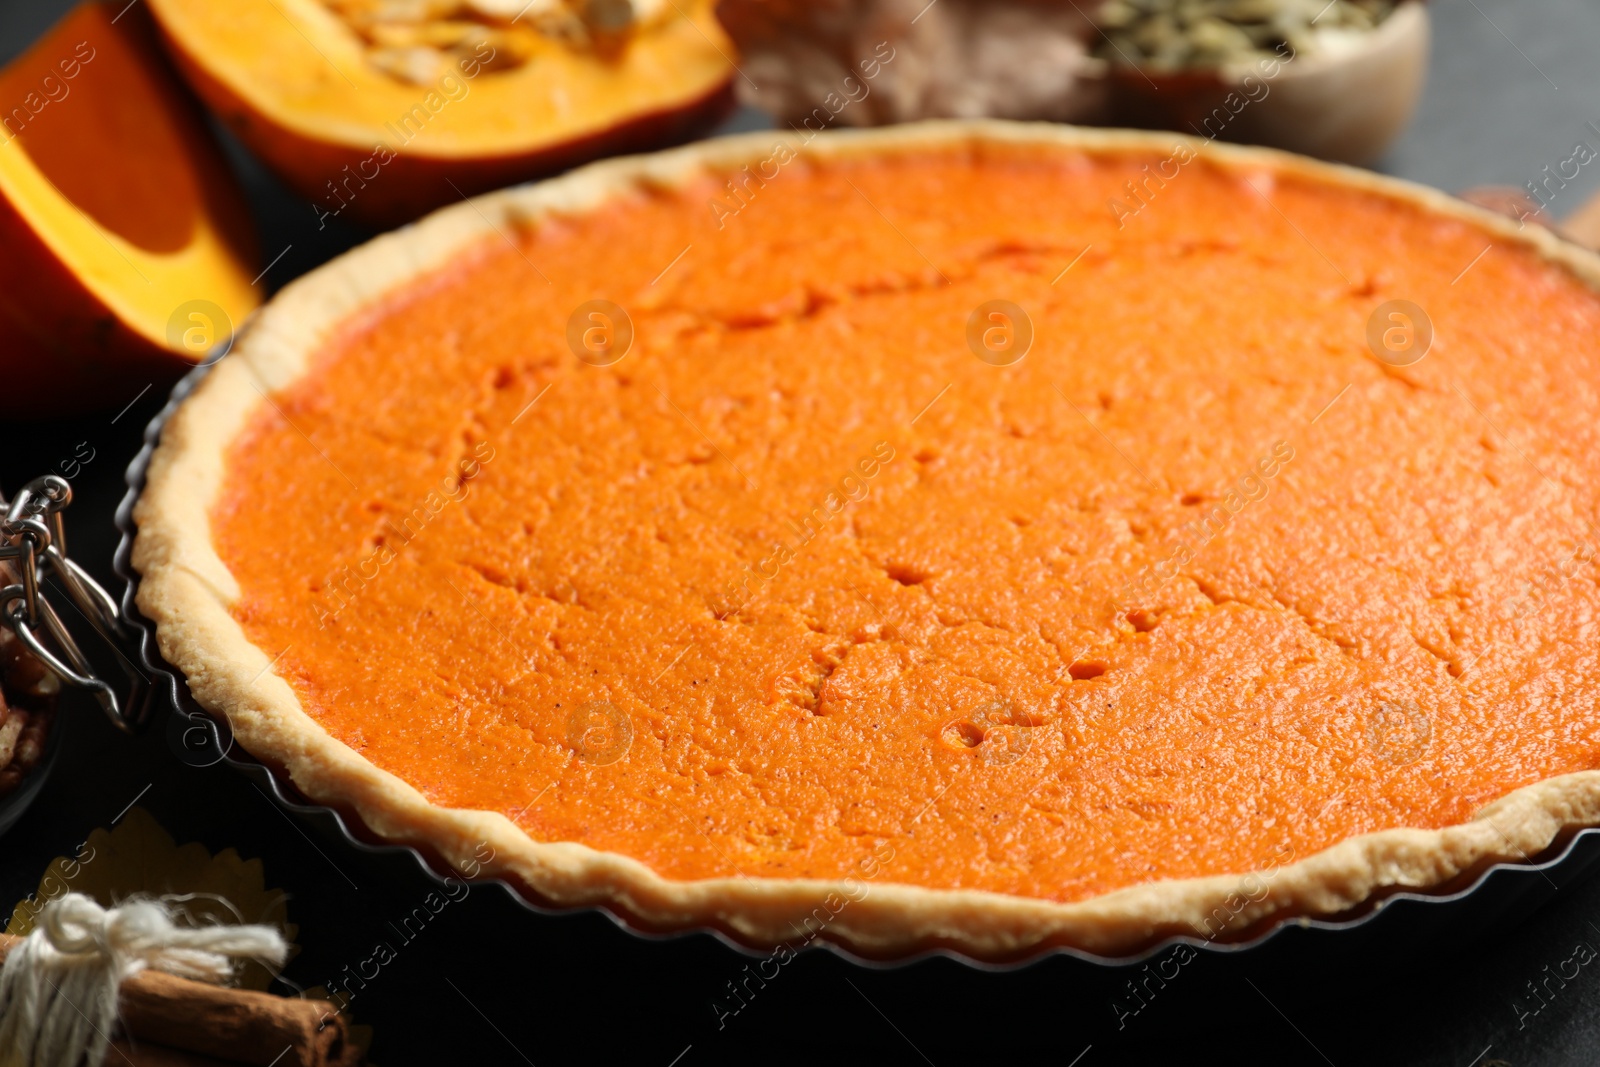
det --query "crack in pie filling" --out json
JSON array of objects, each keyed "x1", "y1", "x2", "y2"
[{"x1": 134, "y1": 123, "x2": 1600, "y2": 959}]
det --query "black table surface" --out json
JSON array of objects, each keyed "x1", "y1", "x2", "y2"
[{"x1": 5, "y1": 1, "x2": 1600, "y2": 1063}]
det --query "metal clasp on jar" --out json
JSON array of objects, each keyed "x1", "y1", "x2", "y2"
[{"x1": 0, "y1": 475, "x2": 149, "y2": 733}]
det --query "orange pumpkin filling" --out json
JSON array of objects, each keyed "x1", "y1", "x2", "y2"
[{"x1": 213, "y1": 146, "x2": 1600, "y2": 903}]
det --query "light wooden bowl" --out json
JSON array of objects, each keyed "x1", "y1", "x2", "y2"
[{"x1": 1100, "y1": 1, "x2": 1430, "y2": 165}]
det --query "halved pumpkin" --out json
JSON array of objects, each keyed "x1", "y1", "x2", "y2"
[
  {"x1": 0, "y1": 2, "x2": 260, "y2": 415},
  {"x1": 144, "y1": 0, "x2": 737, "y2": 228}
]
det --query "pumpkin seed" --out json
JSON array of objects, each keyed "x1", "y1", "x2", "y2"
[
  {"x1": 1092, "y1": 0, "x2": 1398, "y2": 69},
  {"x1": 1098, "y1": 1, "x2": 1140, "y2": 30},
  {"x1": 466, "y1": 0, "x2": 543, "y2": 18},
  {"x1": 581, "y1": 0, "x2": 634, "y2": 33},
  {"x1": 366, "y1": 44, "x2": 451, "y2": 84},
  {"x1": 319, "y1": 0, "x2": 667, "y2": 82},
  {"x1": 1188, "y1": 17, "x2": 1256, "y2": 56}
]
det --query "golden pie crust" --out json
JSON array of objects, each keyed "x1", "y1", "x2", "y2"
[{"x1": 134, "y1": 121, "x2": 1600, "y2": 961}]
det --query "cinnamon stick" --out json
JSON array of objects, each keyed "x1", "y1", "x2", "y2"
[{"x1": 0, "y1": 934, "x2": 357, "y2": 1067}]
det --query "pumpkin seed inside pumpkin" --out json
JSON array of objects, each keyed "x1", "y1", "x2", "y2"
[{"x1": 320, "y1": 0, "x2": 670, "y2": 84}]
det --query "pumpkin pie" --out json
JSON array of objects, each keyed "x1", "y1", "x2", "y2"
[{"x1": 134, "y1": 122, "x2": 1600, "y2": 960}]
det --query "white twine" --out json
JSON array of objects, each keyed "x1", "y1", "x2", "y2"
[{"x1": 0, "y1": 892, "x2": 288, "y2": 1067}]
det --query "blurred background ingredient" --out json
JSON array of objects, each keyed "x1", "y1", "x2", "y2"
[
  {"x1": 1093, "y1": 0, "x2": 1399, "y2": 69},
  {"x1": 1097, "y1": 0, "x2": 1428, "y2": 163},
  {"x1": 142, "y1": 0, "x2": 737, "y2": 226},
  {"x1": 0, "y1": 1, "x2": 259, "y2": 414},
  {"x1": 716, "y1": 0, "x2": 1428, "y2": 163},
  {"x1": 715, "y1": 0, "x2": 1105, "y2": 125},
  {"x1": 3, "y1": 808, "x2": 371, "y2": 1065}
]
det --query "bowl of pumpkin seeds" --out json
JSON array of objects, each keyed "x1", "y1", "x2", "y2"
[{"x1": 1088, "y1": 0, "x2": 1429, "y2": 164}]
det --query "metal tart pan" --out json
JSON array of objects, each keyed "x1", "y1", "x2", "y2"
[{"x1": 113, "y1": 361, "x2": 1600, "y2": 972}]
